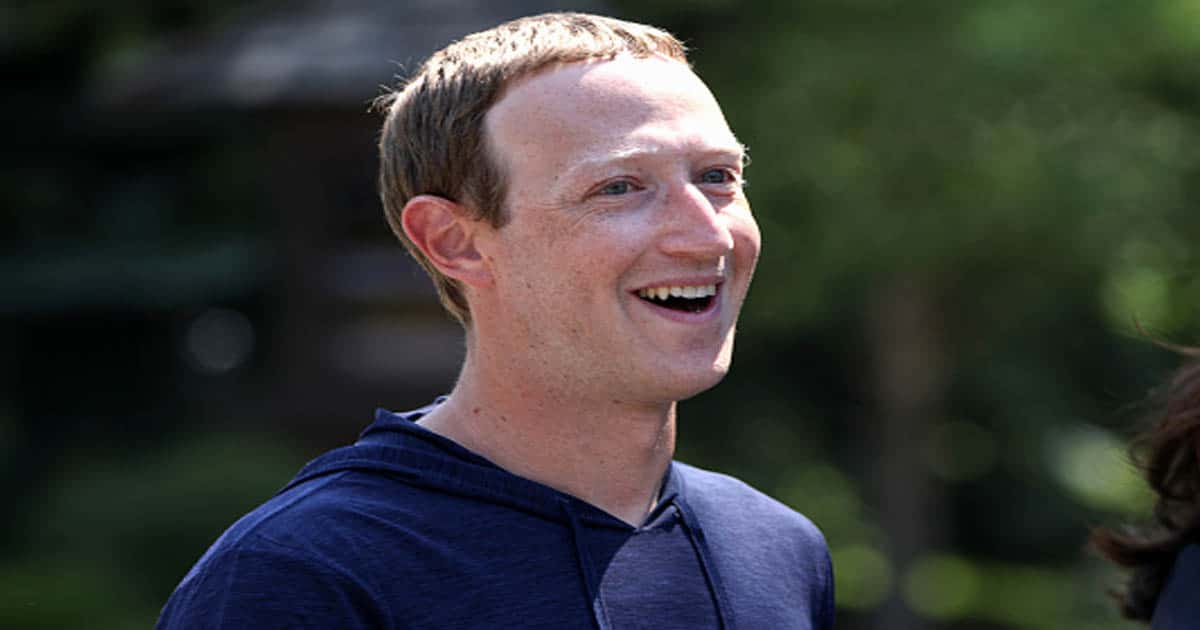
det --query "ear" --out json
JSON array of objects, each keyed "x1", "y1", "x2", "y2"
[{"x1": 400, "y1": 195, "x2": 493, "y2": 287}]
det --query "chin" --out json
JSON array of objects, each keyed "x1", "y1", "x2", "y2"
[
  {"x1": 625, "y1": 342, "x2": 736, "y2": 403},
  {"x1": 656, "y1": 363, "x2": 731, "y2": 403}
]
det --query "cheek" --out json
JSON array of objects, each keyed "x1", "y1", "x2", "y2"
[
  {"x1": 565, "y1": 219, "x2": 652, "y2": 265},
  {"x1": 508, "y1": 244, "x2": 601, "y2": 309}
]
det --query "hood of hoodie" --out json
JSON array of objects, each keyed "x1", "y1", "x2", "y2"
[
  {"x1": 281, "y1": 402, "x2": 685, "y2": 531},
  {"x1": 276, "y1": 401, "x2": 735, "y2": 630}
]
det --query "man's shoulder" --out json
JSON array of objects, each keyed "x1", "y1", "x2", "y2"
[
  {"x1": 190, "y1": 470, "x2": 372, "y2": 560},
  {"x1": 672, "y1": 461, "x2": 827, "y2": 549},
  {"x1": 671, "y1": 461, "x2": 835, "y2": 629},
  {"x1": 206, "y1": 466, "x2": 439, "y2": 557},
  {"x1": 158, "y1": 470, "x2": 402, "y2": 630},
  {"x1": 160, "y1": 468, "x2": 440, "y2": 627}
]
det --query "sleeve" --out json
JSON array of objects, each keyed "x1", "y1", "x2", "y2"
[{"x1": 156, "y1": 536, "x2": 387, "y2": 630}]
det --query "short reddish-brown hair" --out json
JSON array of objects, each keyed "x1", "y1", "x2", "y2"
[{"x1": 376, "y1": 12, "x2": 687, "y2": 324}]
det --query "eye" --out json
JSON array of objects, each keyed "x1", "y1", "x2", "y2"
[
  {"x1": 700, "y1": 168, "x2": 739, "y2": 186},
  {"x1": 597, "y1": 180, "x2": 635, "y2": 196}
]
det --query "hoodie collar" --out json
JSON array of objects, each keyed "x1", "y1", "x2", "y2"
[
  {"x1": 283, "y1": 404, "x2": 685, "y2": 531},
  {"x1": 281, "y1": 402, "x2": 733, "y2": 628}
]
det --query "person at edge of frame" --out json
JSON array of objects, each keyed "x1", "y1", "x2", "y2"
[
  {"x1": 157, "y1": 12, "x2": 835, "y2": 630},
  {"x1": 1093, "y1": 346, "x2": 1200, "y2": 630}
]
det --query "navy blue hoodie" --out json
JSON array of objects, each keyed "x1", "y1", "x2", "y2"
[
  {"x1": 1152, "y1": 544, "x2": 1200, "y2": 629},
  {"x1": 158, "y1": 403, "x2": 835, "y2": 629}
]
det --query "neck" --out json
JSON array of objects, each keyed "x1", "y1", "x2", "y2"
[{"x1": 418, "y1": 350, "x2": 677, "y2": 526}]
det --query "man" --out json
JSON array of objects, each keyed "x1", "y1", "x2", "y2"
[{"x1": 159, "y1": 12, "x2": 834, "y2": 629}]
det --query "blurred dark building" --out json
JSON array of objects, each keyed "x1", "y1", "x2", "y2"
[{"x1": 2, "y1": 0, "x2": 603, "y2": 466}]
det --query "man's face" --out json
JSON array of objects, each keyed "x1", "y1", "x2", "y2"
[{"x1": 475, "y1": 55, "x2": 761, "y2": 406}]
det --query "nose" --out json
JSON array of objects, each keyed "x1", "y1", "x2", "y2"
[{"x1": 657, "y1": 182, "x2": 736, "y2": 260}]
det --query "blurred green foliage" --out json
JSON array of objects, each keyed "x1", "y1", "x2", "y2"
[{"x1": 4, "y1": 1, "x2": 1198, "y2": 629}]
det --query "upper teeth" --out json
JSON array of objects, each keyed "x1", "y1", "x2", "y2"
[{"x1": 637, "y1": 284, "x2": 718, "y2": 300}]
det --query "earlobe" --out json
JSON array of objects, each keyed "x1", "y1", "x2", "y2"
[{"x1": 400, "y1": 195, "x2": 493, "y2": 287}]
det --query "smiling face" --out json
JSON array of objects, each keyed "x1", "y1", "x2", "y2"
[{"x1": 472, "y1": 55, "x2": 761, "y2": 406}]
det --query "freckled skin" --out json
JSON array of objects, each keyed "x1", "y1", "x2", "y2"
[{"x1": 470, "y1": 56, "x2": 761, "y2": 409}]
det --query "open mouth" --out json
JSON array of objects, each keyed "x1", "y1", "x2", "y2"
[{"x1": 636, "y1": 284, "x2": 718, "y2": 313}]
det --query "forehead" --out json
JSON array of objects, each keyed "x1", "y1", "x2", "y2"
[{"x1": 484, "y1": 56, "x2": 742, "y2": 178}]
